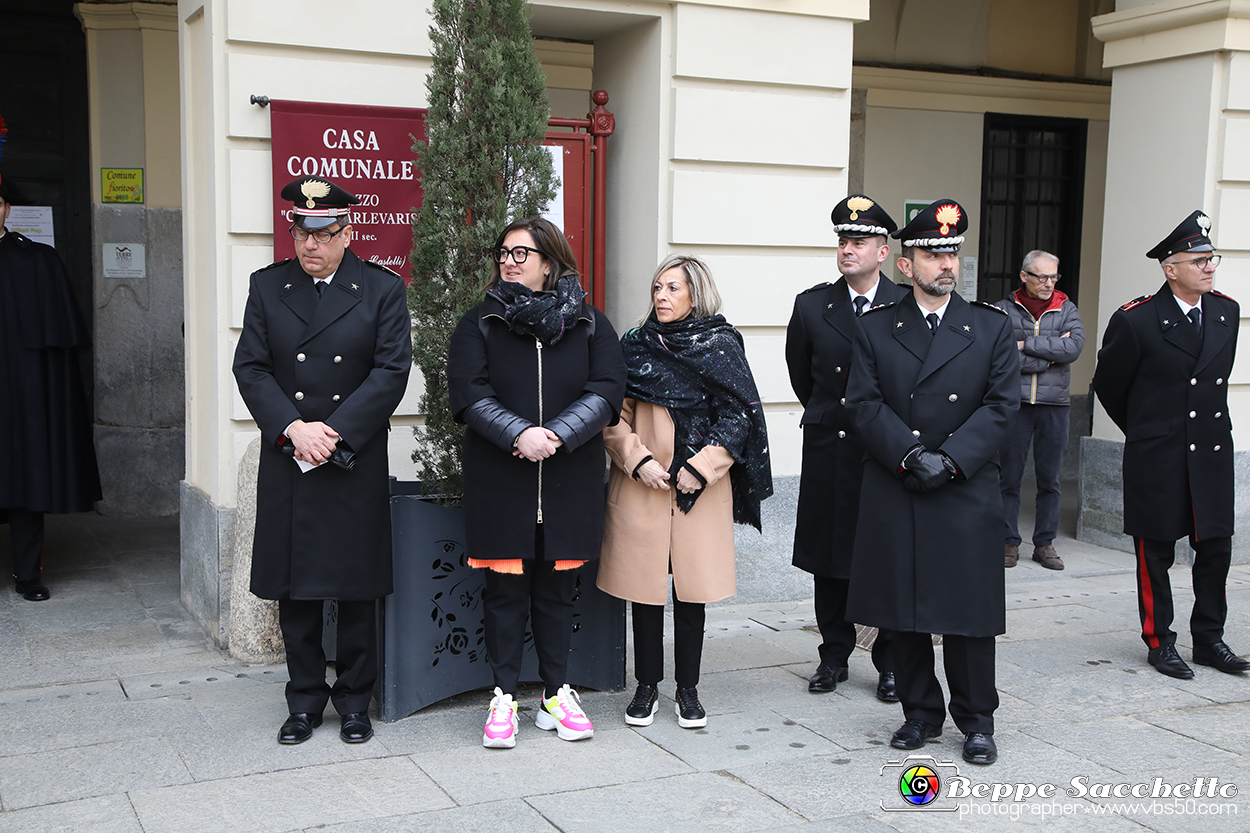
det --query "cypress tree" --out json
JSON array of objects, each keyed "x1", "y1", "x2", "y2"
[{"x1": 409, "y1": 0, "x2": 557, "y2": 497}]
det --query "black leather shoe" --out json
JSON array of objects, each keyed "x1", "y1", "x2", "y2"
[
  {"x1": 808, "y1": 663, "x2": 848, "y2": 693},
  {"x1": 14, "y1": 579, "x2": 50, "y2": 601},
  {"x1": 339, "y1": 712, "x2": 373, "y2": 743},
  {"x1": 962, "y1": 732, "x2": 998, "y2": 765},
  {"x1": 890, "y1": 718, "x2": 942, "y2": 750},
  {"x1": 278, "y1": 712, "x2": 323, "y2": 744},
  {"x1": 1148, "y1": 644, "x2": 1195, "y2": 679},
  {"x1": 625, "y1": 683, "x2": 659, "y2": 726},
  {"x1": 1194, "y1": 642, "x2": 1250, "y2": 674},
  {"x1": 876, "y1": 671, "x2": 899, "y2": 702}
]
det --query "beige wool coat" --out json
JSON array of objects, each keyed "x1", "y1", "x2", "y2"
[{"x1": 597, "y1": 398, "x2": 736, "y2": 605}]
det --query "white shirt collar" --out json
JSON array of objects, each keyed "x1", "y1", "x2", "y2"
[
  {"x1": 848, "y1": 278, "x2": 879, "y2": 308},
  {"x1": 1173, "y1": 294, "x2": 1201, "y2": 317},
  {"x1": 923, "y1": 295, "x2": 953, "y2": 325}
]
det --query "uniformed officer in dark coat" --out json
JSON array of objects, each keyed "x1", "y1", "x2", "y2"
[
  {"x1": 0, "y1": 184, "x2": 102, "y2": 602},
  {"x1": 233, "y1": 177, "x2": 412, "y2": 745},
  {"x1": 786, "y1": 194, "x2": 908, "y2": 700},
  {"x1": 1092, "y1": 209, "x2": 1248, "y2": 680},
  {"x1": 845, "y1": 199, "x2": 1019, "y2": 766}
]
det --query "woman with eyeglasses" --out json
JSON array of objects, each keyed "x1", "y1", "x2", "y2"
[
  {"x1": 448, "y1": 216, "x2": 626, "y2": 749},
  {"x1": 596, "y1": 255, "x2": 772, "y2": 729}
]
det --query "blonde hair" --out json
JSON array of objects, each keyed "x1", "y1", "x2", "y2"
[{"x1": 643, "y1": 254, "x2": 722, "y2": 325}]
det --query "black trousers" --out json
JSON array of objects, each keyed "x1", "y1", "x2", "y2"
[
  {"x1": 278, "y1": 598, "x2": 377, "y2": 715},
  {"x1": 482, "y1": 558, "x2": 579, "y2": 699},
  {"x1": 814, "y1": 575, "x2": 894, "y2": 672},
  {"x1": 5, "y1": 508, "x2": 45, "y2": 583},
  {"x1": 1134, "y1": 535, "x2": 1231, "y2": 650},
  {"x1": 632, "y1": 587, "x2": 706, "y2": 689},
  {"x1": 894, "y1": 631, "x2": 997, "y2": 735},
  {"x1": 1000, "y1": 403, "x2": 1069, "y2": 547}
]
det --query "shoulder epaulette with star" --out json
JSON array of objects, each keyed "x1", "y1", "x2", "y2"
[
  {"x1": 1119, "y1": 294, "x2": 1151, "y2": 312},
  {"x1": 256, "y1": 258, "x2": 292, "y2": 274},
  {"x1": 972, "y1": 299, "x2": 1008, "y2": 315},
  {"x1": 797, "y1": 282, "x2": 833, "y2": 296},
  {"x1": 861, "y1": 301, "x2": 897, "y2": 315}
]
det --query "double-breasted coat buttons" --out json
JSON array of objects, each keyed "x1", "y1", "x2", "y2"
[{"x1": 295, "y1": 392, "x2": 304, "y2": 400}]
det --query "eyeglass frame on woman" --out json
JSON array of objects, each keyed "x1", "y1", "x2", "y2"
[
  {"x1": 492, "y1": 244, "x2": 543, "y2": 264},
  {"x1": 1023, "y1": 270, "x2": 1061, "y2": 283},
  {"x1": 289, "y1": 224, "x2": 347, "y2": 245},
  {"x1": 1174, "y1": 254, "x2": 1222, "y2": 270}
]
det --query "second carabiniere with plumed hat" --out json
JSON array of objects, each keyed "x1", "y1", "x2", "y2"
[{"x1": 845, "y1": 198, "x2": 1019, "y2": 766}]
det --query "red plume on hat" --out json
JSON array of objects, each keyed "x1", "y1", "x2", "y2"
[{"x1": 0, "y1": 111, "x2": 7, "y2": 187}]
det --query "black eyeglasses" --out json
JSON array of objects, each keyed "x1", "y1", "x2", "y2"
[
  {"x1": 1174, "y1": 254, "x2": 1221, "y2": 270},
  {"x1": 290, "y1": 225, "x2": 347, "y2": 244},
  {"x1": 493, "y1": 245, "x2": 542, "y2": 264},
  {"x1": 1024, "y1": 270, "x2": 1061, "y2": 283}
]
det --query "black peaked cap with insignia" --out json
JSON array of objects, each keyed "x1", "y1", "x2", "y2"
[
  {"x1": 1146, "y1": 210, "x2": 1214, "y2": 261},
  {"x1": 892, "y1": 198, "x2": 968, "y2": 253},
  {"x1": 280, "y1": 176, "x2": 360, "y2": 230},
  {"x1": 831, "y1": 194, "x2": 897, "y2": 238}
]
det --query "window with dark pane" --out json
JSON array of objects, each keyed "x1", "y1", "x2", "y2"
[{"x1": 978, "y1": 114, "x2": 1087, "y2": 305}]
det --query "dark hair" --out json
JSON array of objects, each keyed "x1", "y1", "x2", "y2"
[{"x1": 485, "y1": 216, "x2": 578, "y2": 293}]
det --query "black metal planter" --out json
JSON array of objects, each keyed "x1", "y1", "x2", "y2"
[{"x1": 374, "y1": 480, "x2": 626, "y2": 722}]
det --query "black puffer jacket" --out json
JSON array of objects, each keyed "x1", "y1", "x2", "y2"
[{"x1": 996, "y1": 289, "x2": 1085, "y2": 406}]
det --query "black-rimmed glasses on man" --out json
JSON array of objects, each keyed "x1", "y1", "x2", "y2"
[
  {"x1": 1024, "y1": 270, "x2": 1060, "y2": 283},
  {"x1": 1174, "y1": 254, "x2": 1222, "y2": 270},
  {"x1": 289, "y1": 225, "x2": 347, "y2": 244}
]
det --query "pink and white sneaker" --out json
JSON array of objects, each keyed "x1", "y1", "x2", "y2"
[
  {"x1": 534, "y1": 684, "x2": 594, "y2": 741},
  {"x1": 483, "y1": 687, "x2": 517, "y2": 749}
]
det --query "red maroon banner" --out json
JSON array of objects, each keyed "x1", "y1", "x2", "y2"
[{"x1": 270, "y1": 100, "x2": 426, "y2": 282}]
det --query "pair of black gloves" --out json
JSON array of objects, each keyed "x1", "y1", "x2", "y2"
[{"x1": 900, "y1": 445, "x2": 960, "y2": 493}]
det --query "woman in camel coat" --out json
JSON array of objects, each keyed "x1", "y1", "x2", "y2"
[{"x1": 598, "y1": 255, "x2": 771, "y2": 730}]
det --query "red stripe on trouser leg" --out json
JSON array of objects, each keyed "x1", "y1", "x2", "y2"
[{"x1": 1136, "y1": 537, "x2": 1159, "y2": 650}]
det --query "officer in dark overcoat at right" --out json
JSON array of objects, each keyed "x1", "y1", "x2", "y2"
[
  {"x1": 1093, "y1": 209, "x2": 1249, "y2": 680},
  {"x1": 786, "y1": 194, "x2": 908, "y2": 700}
]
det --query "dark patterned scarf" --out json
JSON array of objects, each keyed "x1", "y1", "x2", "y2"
[
  {"x1": 621, "y1": 311, "x2": 773, "y2": 530},
  {"x1": 486, "y1": 274, "x2": 586, "y2": 346}
]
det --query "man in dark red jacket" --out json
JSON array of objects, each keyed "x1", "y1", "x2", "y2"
[{"x1": 1094, "y1": 210, "x2": 1247, "y2": 680}]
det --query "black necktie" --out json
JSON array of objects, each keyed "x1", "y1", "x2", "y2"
[
  {"x1": 926, "y1": 312, "x2": 939, "y2": 335},
  {"x1": 853, "y1": 296, "x2": 868, "y2": 317},
  {"x1": 1188, "y1": 307, "x2": 1202, "y2": 335},
  {"x1": 315, "y1": 281, "x2": 326, "y2": 299}
]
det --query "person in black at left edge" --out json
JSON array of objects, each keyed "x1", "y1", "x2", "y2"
[
  {"x1": 786, "y1": 194, "x2": 908, "y2": 701},
  {"x1": 233, "y1": 177, "x2": 412, "y2": 745},
  {"x1": 0, "y1": 175, "x2": 102, "y2": 602},
  {"x1": 845, "y1": 199, "x2": 1018, "y2": 766},
  {"x1": 1093, "y1": 209, "x2": 1249, "y2": 680}
]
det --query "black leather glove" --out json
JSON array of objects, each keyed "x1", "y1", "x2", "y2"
[
  {"x1": 462, "y1": 396, "x2": 533, "y2": 452},
  {"x1": 544, "y1": 392, "x2": 615, "y2": 453},
  {"x1": 901, "y1": 447, "x2": 956, "y2": 493}
]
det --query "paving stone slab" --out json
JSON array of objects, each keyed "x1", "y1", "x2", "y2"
[
  {"x1": 997, "y1": 666, "x2": 1213, "y2": 726},
  {"x1": 1001, "y1": 602, "x2": 1129, "y2": 641},
  {"x1": 129, "y1": 756, "x2": 452, "y2": 833},
  {"x1": 871, "y1": 801, "x2": 1151, "y2": 832},
  {"x1": 23, "y1": 621, "x2": 169, "y2": 661},
  {"x1": 0, "y1": 679, "x2": 126, "y2": 713},
  {"x1": 310, "y1": 799, "x2": 561, "y2": 833},
  {"x1": 728, "y1": 746, "x2": 913, "y2": 820},
  {"x1": 1082, "y1": 761, "x2": 1250, "y2": 833},
  {"x1": 636, "y1": 707, "x2": 845, "y2": 772},
  {"x1": 1022, "y1": 716, "x2": 1241, "y2": 777},
  {"x1": 120, "y1": 666, "x2": 286, "y2": 700},
  {"x1": 698, "y1": 633, "x2": 811, "y2": 675},
  {"x1": 410, "y1": 722, "x2": 692, "y2": 805},
  {"x1": 752, "y1": 817, "x2": 902, "y2": 833},
  {"x1": 525, "y1": 770, "x2": 804, "y2": 833},
  {"x1": 0, "y1": 794, "x2": 142, "y2": 832},
  {"x1": 996, "y1": 633, "x2": 1146, "y2": 678},
  {"x1": 0, "y1": 696, "x2": 207, "y2": 757},
  {"x1": 1139, "y1": 702, "x2": 1250, "y2": 756},
  {"x1": 0, "y1": 736, "x2": 192, "y2": 809},
  {"x1": 13, "y1": 593, "x2": 149, "y2": 635}
]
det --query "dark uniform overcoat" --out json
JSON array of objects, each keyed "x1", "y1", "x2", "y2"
[
  {"x1": 785, "y1": 274, "x2": 910, "y2": 578},
  {"x1": 448, "y1": 295, "x2": 626, "y2": 563},
  {"x1": 0, "y1": 230, "x2": 101, "y2": 513},
  {"x1": 845, "y1": 293, "x2": 1019, "y2": 637},
  {"x1": 1092, "y1": 282, "x2": 1238, "y2": 542},
  {"x1": 233, "y1": 248, "x2": 412, "y2": 601}
]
